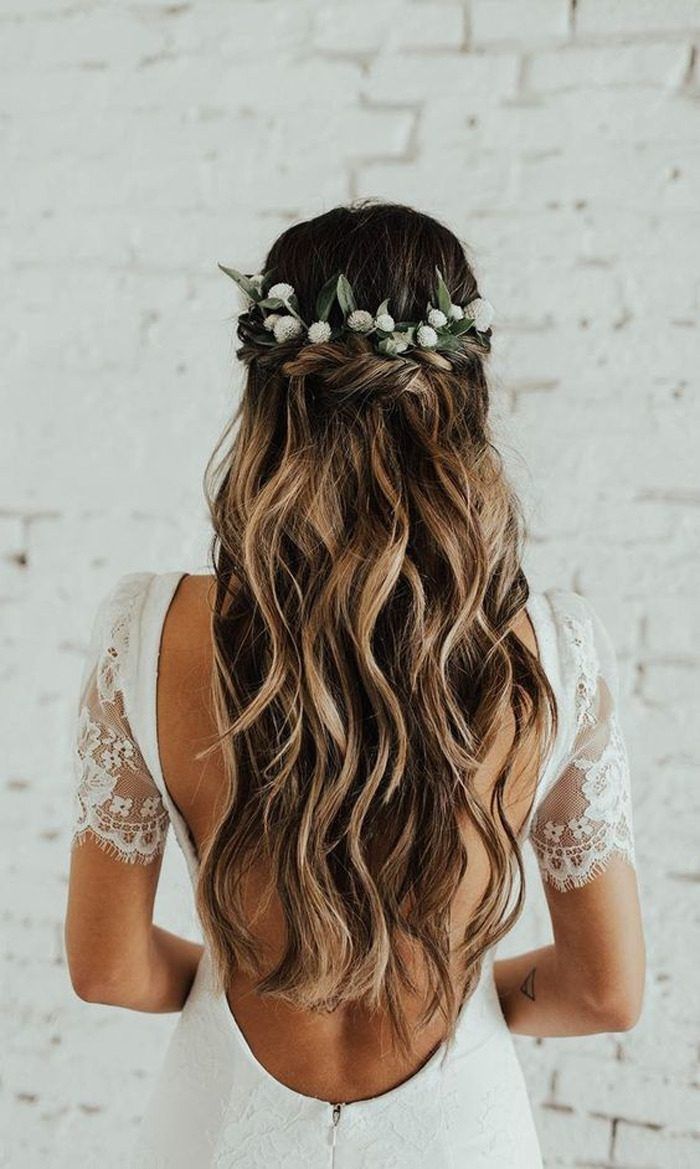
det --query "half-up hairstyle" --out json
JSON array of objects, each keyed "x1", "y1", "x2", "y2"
[{"x1": 196, "y1": 199, "x2": 558, "y2": 1057}]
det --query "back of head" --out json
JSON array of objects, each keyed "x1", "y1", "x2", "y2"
[{"x1": 198, "y1": 199, "x2": 557, "y2": 1056}]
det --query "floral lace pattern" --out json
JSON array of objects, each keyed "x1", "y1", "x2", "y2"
[
  {"x1": 528, "y1": 597, "x2": 636, "y2": 892},
  {"x1": 72, "y1": 574, "x2": 170, "y2": 864},
  {"x1": 563, "y1": 608, "x2": 600, "y2": 730}
]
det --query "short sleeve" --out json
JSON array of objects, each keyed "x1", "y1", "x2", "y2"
[
  {"x1": 71, "y1": 575, "x2": 170, "y2": 865},
  {"x1": 528, "y1": 595, "x2": 636, "y2": 892}
]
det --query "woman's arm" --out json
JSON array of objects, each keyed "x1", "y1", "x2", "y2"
[
  {"x1": 506, "y1": 594, "x2": 646, "y2": 1039},
  {"x1": 494, "y1": 856, "x2": 645, "y2": 1037},
  {"x1": 66, "y1": 572, "x2": 206, "y2": 1014},
  {"x1": 69, "y1": 922, "x2": 204, "y2": 1014},
  {"x1": 65, "y1": 842, "x2": 204, "y2": 1013},
  {"x1": 495, "y1": 944, "x2": 639, "y2": 1038}
]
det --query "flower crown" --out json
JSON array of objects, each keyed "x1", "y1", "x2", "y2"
[{"x1": 218, "y1": 262, "x2": 494, "y2": 359}]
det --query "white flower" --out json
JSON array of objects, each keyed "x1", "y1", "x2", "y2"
[
  {"x1": 448, "y1": 303, "x2": 464, "y2": 321},
  {"x1": 263, "y1": 313, "x2": 282, "y2": 333},
  {"x1": 464, "y1": 297, "x2": 494, "y2": 332},
  {"x1": 308, "y1": 320, "x2": 332, "y2": 344},
  {"x1": 375, "y1": 312, "x2": 395, "y2": 333},
  {"x1": 416, "y1": 325, "x2": 438, "y2": 349},
  {"x1": 272, "y1": 315, "x2": 304, "y2": 343},
  {"x1": 347, "y1": 309, "x2": 374, "y2": 333},
  {"x1": 250, "y1": 274, "x2": 265, "y2": 292},
  {"x1": 268, "y1": 282, "x2": 295, "y2": 301},
  {"x1": 427, "y1": 308, "x2": 447, "y2": 328}
]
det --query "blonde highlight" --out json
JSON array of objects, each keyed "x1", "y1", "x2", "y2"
[{"x1": 195, "y1": 201, "x2": 558, "y2": 1058}]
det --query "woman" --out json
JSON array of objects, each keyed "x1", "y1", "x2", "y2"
[{"x1": 64, "y1": 199, "x2": 645, "y2": 1168}]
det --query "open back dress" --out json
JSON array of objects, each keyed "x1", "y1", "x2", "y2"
[{"x1": 71, "y1": 571, "x2": 637, "y2": 1169}]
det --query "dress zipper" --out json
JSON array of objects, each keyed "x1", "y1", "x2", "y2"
[{"x1": 330, "y1": 1101, "x2": 344, "y2": 1167}]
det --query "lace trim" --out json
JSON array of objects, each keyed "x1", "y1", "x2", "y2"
[
  {"x1": 529, "y1": 714, "x2": 635, "y2": 891},
  {"x1": 72, "y1": 575, "x2": 169, "y2": 865},
  {"x1": 529, "y1": 601, "x2": 636, "y2": 892},
  {"x1": 561, "y1": 608, "x2": 599, "y2": 730},
  {"x1": 94, "y1": 574, "x2": 145, "y2": 705}
]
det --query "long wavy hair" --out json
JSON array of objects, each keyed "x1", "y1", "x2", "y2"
[{"x1": 196, "y1": 199, "x2": 558, "y2": 1057}]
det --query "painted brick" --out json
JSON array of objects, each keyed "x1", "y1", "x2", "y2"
[
  {"x1": 528, "y1": 41, "x2": 690, "y2": 91},
  {"x1": 313, "y1": 2, "x2": 465, "y2": 53},
  {"x1": 471, "y1": 0, "x2": 571, "y2": 45},
  {"x1": 577, "y1": 0, "x2": 700, "y2": 38},
  {"x1": 364, "y1": 50, "x2": 520, "y2": 102},
  {"x1": 3, "y1": 2, "x2": 698, "y2": 1166},
  {"x1": 615, "y1": 1120, "x2": 700, "y2": 1168},
  {"x1": 555, "y1": 1053, "x2": 700, "y2": 1130}
]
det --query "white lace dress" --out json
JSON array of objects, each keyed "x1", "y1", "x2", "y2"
[{"x1": 71, "y1": 572, "x2": 636, "y2": 1169}]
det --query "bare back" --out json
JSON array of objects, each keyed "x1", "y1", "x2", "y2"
[{"x1": 157, "y1": 573, "x2": 543, "y2": 1104}]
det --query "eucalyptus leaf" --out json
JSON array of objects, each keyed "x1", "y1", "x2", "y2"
[
  {"x1": 258, "y1": 297, "x2": 285, "y2": 310},
  {"x1": 218, "y1": 263, "x2": 258, "y2": 300},
  {"x1": 315, "y1": 271, "x2": 340, "y2": 322},
  {"x1": 434, "y1": 267, "x2": 452, "y2": 316},
  {"x1": 336, "y1": 273, "x2": 357, "y2": 316},
  {"x1": 450, "y1": 316, "x2": 476, "y2": 335},
  {"x1": 436, "y1": 334, "x2": 460, "y2": 352},
  {"x1": 286, "y1": 293, "x2": 305, "y2": 323},
  {"x1": 377, "y1": 338, "x2": 399, "y2": 358},
  {"x1": 375, "y1": 297, "x2": 390, "y2": 318}
]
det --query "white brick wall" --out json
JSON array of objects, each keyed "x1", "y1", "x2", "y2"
[{"x1": 2, "y1": 1, "x2": 699, "y2": 1165}]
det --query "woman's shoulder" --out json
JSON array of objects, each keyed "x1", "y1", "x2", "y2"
[
  {"x1": 85, "y1": 569, "x2": 206, "y2": 666},
  {"x1": 92, "y1": 568, "x2": 210, "y2": 615},
  {"x1": 538, "y1": 586, "x2": 617, "y2": 656},
  {"x1": 161, "y1": 572, "x2": 216, "y2": 645},
  {"x1": 83, "y1": 570, "x2": 157, "y2": 657},
  {"x1": 93, "y1": 568, "x2": 155, "y2": 610},
  {"x1": 534, "y1": 585, "x2": 622, "y2": 712}
]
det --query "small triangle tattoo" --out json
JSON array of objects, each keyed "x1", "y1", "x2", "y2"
[{"x1": 520, "y1": 967, "x2": 536, "y2": 1001}]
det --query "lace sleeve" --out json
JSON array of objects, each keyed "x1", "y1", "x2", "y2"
[
  {"x1": 71, "y1": 576, "x2": 170, "y2": 865},
  {"x1": 528, "y1": 596, "x2": 636, "y2": 892}
]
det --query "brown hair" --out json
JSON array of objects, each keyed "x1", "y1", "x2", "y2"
[{"x1": 196, "y1": 199, "x2": 558, "y2": 1056}]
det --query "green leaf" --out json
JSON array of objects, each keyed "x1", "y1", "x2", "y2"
[
  {"x1": 315, "y1": 271, "x2": 340, "y2": 322},
  {"x1": 218, "y1": 263, "x2": 258, "y2": 300},
  {"x1": 450, "y1": 316, "x2": 476, "y2": 335},
  {"x1": 336, "y1": 273, "x2": 357, "y2": 316},
  {"x1": 434, "y1": 267, "x2": 452, "y2": 316},
  {"x1": 375, "y1": 297, "x2": 390, "y2": 318},
  {"x1": 377, "y1": 337, "x2": 400, "y2": 358},
  {"x1": 258, "y1": 296, "x2": 285, "y2": 310},
  {"x1": 286, "y1": 293, "x2": 305, "y2": 323},
  {"x1": 435, "y1": 334, "x2": 460, "y2": 352}
]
